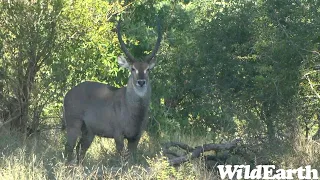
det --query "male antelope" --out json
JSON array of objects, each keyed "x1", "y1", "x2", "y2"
[{"x1": 63, "y1": 20, "x2": 161, "y2": 163}]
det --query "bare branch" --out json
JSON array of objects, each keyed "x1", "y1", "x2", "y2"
[
  {"x1": 192, "y1": 139, "x2": 241, "y2": 158},
  {"x1": 163, "y1": 141, "x2": 195, "y2": 152},
  {"x1": 306, "y1": 75, "x2": 320, "y2": 100},
  {"x1": 164, "y1": 139, "x2": 242, "y2": 166},
  {"x1": 0, "y1": 114, "x2": 20, "y2": 129}
]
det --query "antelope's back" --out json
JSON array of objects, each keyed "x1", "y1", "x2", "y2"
[{"x1": 63, "y1": 81, "x2": 118, "y2": 124}]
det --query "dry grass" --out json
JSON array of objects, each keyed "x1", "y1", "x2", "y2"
[
  {"x1": 0, "y1": 129, "x2": 219, "y2": 179},
  {"x1": 0, "y1": 129, "x2": 319, "y2": 179},
  {"x1": 279, "y1": 137, "x2": 320, "y2": 169}
]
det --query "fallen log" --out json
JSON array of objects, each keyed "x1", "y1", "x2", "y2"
[{"x1": 162, "y1": 139, "x2": 242, "y2": 166}]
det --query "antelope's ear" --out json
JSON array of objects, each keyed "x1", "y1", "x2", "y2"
[
  {"x1": 117, "y1": 56, "x2": 130, "y2": 69},
  {"x1": 148, "y1": 57, "x2": 156, "y2": 70}
]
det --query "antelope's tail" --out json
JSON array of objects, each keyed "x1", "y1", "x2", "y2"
[{"x1": 61, "y1": 107, "x2": 66, "y2": 131}]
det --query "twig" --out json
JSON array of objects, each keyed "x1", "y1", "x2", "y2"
[
  {"x1": 0, "y1": 114, "x2": 20, "y2": 129},
  {"x1": 306, "y1": 75, "x2": 320, "y2": 100},
  {"x1": 163, "y1": 142, "x2": 195, "y2": 152}
]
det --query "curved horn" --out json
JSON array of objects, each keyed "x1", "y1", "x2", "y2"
[
  {"x1": 145, "y1": 18, "x2": 162, "y2": 62},
  {"x1": 117, "y1": 21, "x2": 135, "y2": 62}
]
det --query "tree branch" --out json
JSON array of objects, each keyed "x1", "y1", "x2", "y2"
[{"x1": 306, "y1": 75, "x2": 320, "y2": 100}]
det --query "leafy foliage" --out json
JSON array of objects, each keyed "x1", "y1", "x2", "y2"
[{"x1": 0, "y1": 0, "x2": 320, "y2": 169}]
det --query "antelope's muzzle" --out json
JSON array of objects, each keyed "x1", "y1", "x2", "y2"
[{"x1": 137, "y1": 79, "x2": 146, "y2": 87}]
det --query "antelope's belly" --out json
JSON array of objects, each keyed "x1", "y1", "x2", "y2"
[
  {"x1": 83, "y1": 107, "x2": 115, "y2": 138},
  {"x1": 123, "y1": 121, "x2": 143, "y2": 139}
]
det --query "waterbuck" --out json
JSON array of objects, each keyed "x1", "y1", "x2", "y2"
[{"x1": 63, "y1": 20, "x2": 162, "y2": 163}]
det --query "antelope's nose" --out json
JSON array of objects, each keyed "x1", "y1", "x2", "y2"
[{"x1": 137, "y1": 79, "x2": 146, "y2": 87}]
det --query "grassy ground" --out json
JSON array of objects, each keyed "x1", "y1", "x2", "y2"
[
  {"x1": 0, "y1": 128, "x2": 319, "y2": 179},
  {"x1": 0, "y1": 129, "x2": 219, "y2": 179}
]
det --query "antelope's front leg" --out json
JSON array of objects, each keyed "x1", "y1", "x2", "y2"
[
  {"x1": 127, "y1": 136, "x2": 140, "y2": 154},
  {"x1": 114, "y1": 135, "x2": 125, "y2": 155}
]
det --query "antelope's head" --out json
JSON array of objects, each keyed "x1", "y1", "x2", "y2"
[{"x1": 116, "y1": 20, "x2": 161, "y2": 96}]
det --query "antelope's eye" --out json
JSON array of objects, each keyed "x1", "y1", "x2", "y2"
[
  {"x1": 146, "y1": 68, "x2": 150, "y2": 72},
  {"x1": 131, "y1": 67, "x2": 135, "y2": 71}
]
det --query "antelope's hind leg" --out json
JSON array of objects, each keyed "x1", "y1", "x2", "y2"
[
  {"x1": 76, "y1": 123, "x2": 95, "y2": 164},
  {"x1": 64, "y1": 120, "x2": 83, "y2": 163}
]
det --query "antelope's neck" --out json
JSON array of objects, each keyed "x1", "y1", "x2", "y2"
[
  {"x1": 126, "y1": 87, "x2": 151, "y2": 104},
  {"x1": 124, "y1": 88, "x2": 150, "y2": 124}
]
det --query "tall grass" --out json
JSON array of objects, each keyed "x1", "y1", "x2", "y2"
[
  {"x1": 0, "y1": 129, "x2": 319, "y2": 179},
  {"x1": 0, "y1": 129, "x2": 218, "y2": 179},
  {"x1": 279, "y1": 137, "x2": 320, "y2": 169}
]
